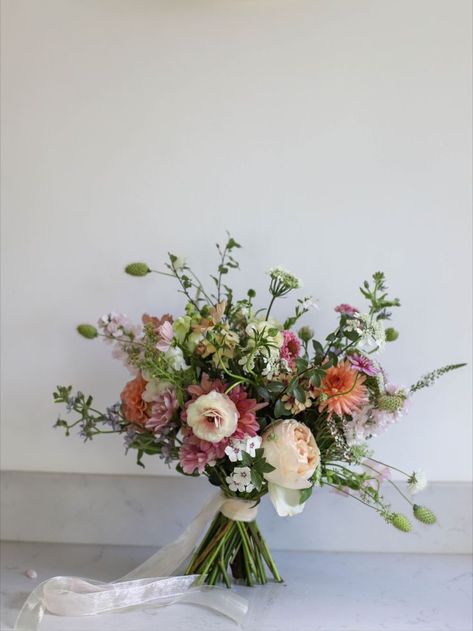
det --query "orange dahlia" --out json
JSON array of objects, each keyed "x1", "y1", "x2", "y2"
[
  {"x1": 120, "y1": 375, "x2": 149, "y2": 426},
  {"x1": 318, "y1": 361, "x2": 368, "y2": 416}
]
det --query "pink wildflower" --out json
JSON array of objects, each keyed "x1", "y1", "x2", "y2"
[
  {"x1": 348, "y1": 353, "x2": 378, "y2": 376},
  {"x1": 335, "y1": 304, "x2": 359, "y2": 316},
  {"x1": 280, "y1": 330, "x2": 301, "y2": 368}
]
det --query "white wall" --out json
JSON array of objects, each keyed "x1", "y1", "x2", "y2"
[{"x1": 1, "y1": 0, "x2": 471, "y2": 481}]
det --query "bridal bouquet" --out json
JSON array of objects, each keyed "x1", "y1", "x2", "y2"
[{"x1": 54, "y1": 235, "x2": 463, "y2": 588}]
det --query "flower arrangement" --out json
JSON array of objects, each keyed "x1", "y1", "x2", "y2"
[{"x1": 55, "y1": 235, "x2": 464, "y2": 587}]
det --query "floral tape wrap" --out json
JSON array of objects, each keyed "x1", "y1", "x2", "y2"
[{"x1": 14, "y1": 492, "x2": 249, "y2": 631}]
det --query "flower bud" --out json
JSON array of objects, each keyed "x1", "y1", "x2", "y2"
[
  {"x1": 389, "y1": 513, "x2": 412, "y2": 532},
  {"x1": 413, "y1": 505, "x2": 437, "y2": 525},
  {"x1": 77, "y1": 324, "x2": 98, "y2": 339},
  {"x1": 298, "y1": 326, "x2": 314, "y2": 342},
  {"x1": 385, "y1": 327, "x2": 399, "y2": 342},
  {"x1": 125, "y1": 262, "x2": 150, "y2": 277},
  {"x1": 247, "y1": 289, "x2": 256, "y2": 298}
]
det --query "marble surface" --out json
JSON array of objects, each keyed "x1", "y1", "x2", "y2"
[
  {"x1": 1, "y1": 542, "x2": 471, "y2": 631},
  {"x1": 2, "y1": 472, "x2": 472, "y2": 553}
]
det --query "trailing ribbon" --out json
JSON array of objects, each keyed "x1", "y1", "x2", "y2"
[{"x1": 14, "y1": 492, "x2": 254, "y2": 630}]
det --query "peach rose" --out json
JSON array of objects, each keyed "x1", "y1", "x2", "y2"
[
  {"x1": 262, "y1": 420, "x2": 320, "y2": 516},
  {"x1": 186, "y1": 391, "x2": 239, "y2": 443}
]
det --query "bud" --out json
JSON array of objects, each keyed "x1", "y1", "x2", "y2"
[
  {"x1": 389, "y1": 513, "x2": 412, "y2": 532},
  {"x1": 377, "y1": 394, "x2": 405, "y2": 413},
  {"x1": 125, "y1": 262, "x2": 150, "y2": 277},
  {"x1": 77, "y1": 324, "x2": 98, "y2": 339},
  {"x1": 385, "y1": 327, "x2": 399, "y2": 342},
  {"x1": 247, "y1": 289, "x2": 256, "y2": 298},
  {"x1": 413, "y1": 505, "x2": 437, "y2": 525},
  {"x1": 298, "y1": 325, "x2": 314, "y2": 342}
]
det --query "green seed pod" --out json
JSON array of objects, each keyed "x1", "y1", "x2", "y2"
[
  {"x1": 385, "y1": 327, "x2": 399, "y2": 342},
  {"x1": 77, "y1": 324, "x2": 98, "y2": 339},
  {"x1": 389, "y1": 513, "x2": 412, "y2": 532},
  {"x1": 413, "y1": 505, "x2": 437, "y2": 525},
  {"x1": 124, "y1": 262, "x2": 150, "y2": 277},
  {"x1": 377, "y1": 394, "x2": 405, "y2": 413},
  {"x1": 247, "y1": 289, "x2": 256, "y2": 298},
  {"x1": 298, "y1": 325, "x2": 314, "y2": 342}
]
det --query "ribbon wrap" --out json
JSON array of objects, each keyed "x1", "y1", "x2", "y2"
[{"x1": 15, "y1": 492, "x2": 256, "y2": 630}]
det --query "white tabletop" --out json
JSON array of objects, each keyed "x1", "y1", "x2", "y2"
[{"x1": 1, "y1": 541, "x2": 471, "y2": 631}]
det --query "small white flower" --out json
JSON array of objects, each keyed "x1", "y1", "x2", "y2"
[
  {"x1": 225, "y1": 442, "x2": 244, "y2": 462},
  {"x1": 408, "y1": 469, "x2": 428, "y2": 495},
  {"x1": 243, "y1": 435, "x2": 262, "y2": 457},
  {"x1": 301, "y1": 297, "x2": 319, "y2": 311},
  {"x1": 225, "y1": 466, "x2": 254, "y2": 493}
]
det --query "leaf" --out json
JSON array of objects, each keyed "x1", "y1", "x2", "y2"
[
  {"x1": 240, "y1": 452, "x2": 253, "y2": 467},
  {"x1": 267, "y1": 381, "x2": 285, "y2": 394},
  {"x1": 295, "y1": 358, "x2": 308, "y2": 372},
  {"x1": 257, "y1": 386, "x2": 271, "y2": 401},
  {"x1": 299, "y1": 486, "x2": 313, "y2": 504},
  {"x1": 136, "y1": 450, "x2": 145, "y2": 468},
  {"x1": 274, "y1": 399, "x2": 287, "y2": 419},
  {"x1": 251, "y1": 469, "x2": 264, "y2": 492},
  {"x1": 312, "y1": 340, "x2": 324, "y2": 355},
  {"x1": 293, "y1": 383, "x2": 307, "y2": 403}
]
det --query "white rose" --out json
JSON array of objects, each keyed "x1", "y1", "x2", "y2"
[{"x1": 186, "y1": 391, "x2": 239, "y2": 443}]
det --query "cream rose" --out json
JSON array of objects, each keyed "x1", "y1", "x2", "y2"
[
  {"x1": 186, "y1": 391, "x2": 239, "y2": 443},
  {"x1": 262, "y1": 420, "x2": 320, "y2": 516}
]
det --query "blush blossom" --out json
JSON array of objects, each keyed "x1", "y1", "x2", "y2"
[
  {"x1": 156, "y1": 321, "x2": 174, "y2": 352},
  {"x1": 186, "y1": 391, "x2": 239, "y2": 443},
  {"x1": 183, "y1": 374, "x2": 265, "y2": 439},
  {"x1": 262, "y1": 420, "x2": 320, "y2": 517}
]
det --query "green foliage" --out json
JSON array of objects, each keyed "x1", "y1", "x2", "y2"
[
  {"x1": 359, "y1": 271, "x2": 400, "y2": 319},
  {"x1": 239, "y1": 448, "x2": 275, "y2": 492}
]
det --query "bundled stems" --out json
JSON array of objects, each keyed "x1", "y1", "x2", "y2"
[{"x1": 185, "y1": 514, "x2": 283, "y2": 587}]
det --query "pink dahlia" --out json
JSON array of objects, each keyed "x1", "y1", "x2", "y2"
[
  {"x1": 179, "y1": 434, "x2": 226, "y2": 474},
  {"x1": 182, "y1": 374, "x2": 266, "y2": 438},
  {"x1": 146, "y1": 388, "x2": 178, "y2": 434},
  {"x1": 334, "y1": 304, "x2": 359, "y2": 316},
  {"x1": 280, "y1": 330, "x2": 301, "y2": 368}
]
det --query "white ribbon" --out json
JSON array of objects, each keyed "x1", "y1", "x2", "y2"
[{"x1": 15, "y1": 492, "x2": 256, "y2": 630}]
